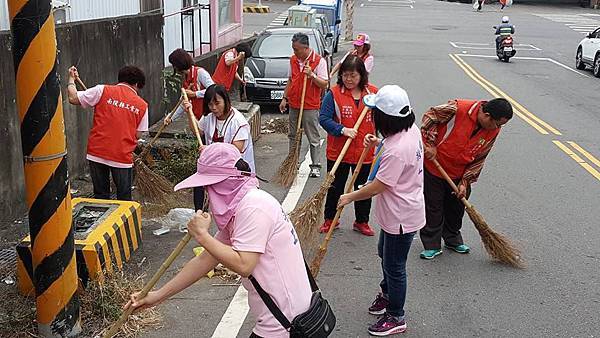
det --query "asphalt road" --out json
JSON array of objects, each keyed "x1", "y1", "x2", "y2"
[{"x1": 146, "y1": 1, "x2": 600, "y2": 337}]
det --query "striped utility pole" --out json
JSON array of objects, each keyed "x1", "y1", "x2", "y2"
[{"x1": 8, "y1": 1, "x2": 81, "y2": 336}]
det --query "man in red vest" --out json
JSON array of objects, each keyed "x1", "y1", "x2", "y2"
[
  {"x1": 419, "y1": 98, "x2": 513, "y2": 260},
  {"x1": 67, "y1": 65, "x2": 149, "y2": 201},
  {"x1": 212, "y1": 43, "x2": 252, "y2": 92},
  {"x1": 279, "y1": 32, "x2": 329, "y2": 177}
]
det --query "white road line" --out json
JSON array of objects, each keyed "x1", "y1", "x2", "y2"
[
  {"x1": 458, "y1": 54, "x2": 591, "y2": 78},
  {"x1": 450, "y1": 41, "x2": 541, "y2": 51},
  {"x1": 211, "y1": 287, "x2": 250, "y2": 338},
  {"x1": 211, "y1": 141, "x2": 321, "y2": 337}
]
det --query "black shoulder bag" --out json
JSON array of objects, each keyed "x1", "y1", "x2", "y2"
[{"x1": 248, "y1": 262, "x2": 336, "y2": 337}]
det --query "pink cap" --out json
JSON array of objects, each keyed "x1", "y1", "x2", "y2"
[
  {"x1": 174, "y1": 143, "x2": 254, "y2": 191},
  {"x1": 353, "y1": 33, "x2": 370, "y2": 46}
]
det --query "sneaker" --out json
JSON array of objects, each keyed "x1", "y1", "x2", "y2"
[
  {"x1": 353, "y1": 222, "x2": 375, "y2": 236},
  {"x1": 368, "y1": 313, "x2": 407, "y2": 336},
  {"x1": 368, "y1": 293, "x2": 389, "y2": 315},
  {"x1": 419, "y1": 249, "x2": 443, "y2": 260},
  {"x1": 309, "y1": 166, "x2": 321, "y2": 178},
  {"x1": 444, "y1": 244, "x2": 470, "y2": 254},
  {"x1": 319, "y1": 219, "x2": 339, "y2": 233}
]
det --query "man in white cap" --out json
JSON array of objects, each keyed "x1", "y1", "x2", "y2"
[
  {"x1": 125, "y1": 143, "x2": 314, "y2": 338},
  {"x1": 338, "y1": 85, "x2": 425, "y2": 336},
  {"x1": 330, "y1": 32, "x2": 374, "y2": 78}
]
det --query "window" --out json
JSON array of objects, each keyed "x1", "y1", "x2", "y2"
[
  {"x1": 255, "y1": 33, "x2": 318, "y2": 58},
  {"x1": 313, "y1": 8, "x2": 335, "y2": 27},
  {"x1": 140, "y1": 0, "x2": 163, "y2": 12},
  {"x1": 218, "y1": 0, "x2": 234, "y2": 28}
]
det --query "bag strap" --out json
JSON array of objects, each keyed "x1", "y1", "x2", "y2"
[{"x1": 248, "y1": 261, "x2": 319, "y2": 330}]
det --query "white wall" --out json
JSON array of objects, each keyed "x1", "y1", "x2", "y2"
[
  {"x1": 0, "y1": 0, "x2": 141, "y2": 32},
  {"x1": 163, "y1": 0, "x2": 211, "y2": 65},
  {"x1": 67, "y1": 0, "x2": 140, "y2": 22}
]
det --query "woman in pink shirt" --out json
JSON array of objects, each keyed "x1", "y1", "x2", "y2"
[
  {"x1": 338, "y1": 85, "x2": 425, "y2": 336},
  {"x1": 125, "y1": 143, "x2": 313, "y2": 338}
]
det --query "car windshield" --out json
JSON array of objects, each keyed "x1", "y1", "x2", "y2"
[
  {"x1": 313, "y1": 8, "x2": 335, "y2": 26},
  {"x1": 255, "y1": 33, "x2": 318, "y2": 58}
]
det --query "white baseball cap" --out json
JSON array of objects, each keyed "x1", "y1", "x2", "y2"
[{"x1": 363, "y1": 85, "x2": 412, "y2": 117}]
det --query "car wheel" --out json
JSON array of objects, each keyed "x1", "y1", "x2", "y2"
[
  {"x1": 575, "y1": 48, "x2": 586, "y2": 70},
  {"x1": 594, "y1": 54, "x2": 600, "y2": 77}
]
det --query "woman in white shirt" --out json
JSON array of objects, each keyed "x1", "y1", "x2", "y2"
[{"x1": 185, "y1": 84, "x2": 256, "y2": 210}]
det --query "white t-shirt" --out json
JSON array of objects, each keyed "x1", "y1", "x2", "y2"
[
  {"x1": 198, "y1": 108, "x2": 256, "y2": 172},
  {"x1": 171, "y1": 67, "x2": 215, "y2": 121},
  {"x1": 339, "y1": 50, "x2": 374, "y2": 73},
  {"x1": 215, "y1": 189, "x2": 312, "y2": 338}
]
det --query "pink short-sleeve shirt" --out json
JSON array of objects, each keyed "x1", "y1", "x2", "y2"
[
  {"x1": 374, "y1": 124, "x2": 426, "y2": 234},
  {"x1": 215, "y1": 189, "x2": 312, "y2": 337}
]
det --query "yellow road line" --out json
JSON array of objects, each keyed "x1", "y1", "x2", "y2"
[
  {"x1": 454, "y1": 54, "x2": 562, "y2": 136},
  {"x1": 449, "y1": 54, "x2": 550, "y2": 135},
  {"x1": 567, "y1": 141, "x2": 600, "y2": 168},
  {"x1": 553, "y1": 140, "x2": 600, "y2": 181}
]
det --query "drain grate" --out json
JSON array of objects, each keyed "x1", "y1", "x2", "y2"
[{"x1": 0, "y1": 248, "x2": 17, "y2": 273}]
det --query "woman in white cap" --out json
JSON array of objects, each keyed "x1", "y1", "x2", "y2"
[
  {"x1": 338, "y1": 85, "x2": 425, "y2": 336},
  {"x1": 125, "y1": 143, "x2": 314, "y2": 338},
  {"x1": 330, "y1": 33, "x2": 374, "y2": 78}
]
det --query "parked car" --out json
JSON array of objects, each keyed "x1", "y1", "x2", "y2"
[
  {"x1": 300, "y1": 0, "x2": 342, "y2": 52},
  {"x1": 244, "y1": 27, "x2": 331, "y2": 105},
  {"x1": 575, "y1": 27, "x2": 600, "y2": 77}
]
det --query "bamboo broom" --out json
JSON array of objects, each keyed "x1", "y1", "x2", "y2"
[
  {"x1": 290, "y1": 105, "x2": 371, "y2": 254},
  {"x1": 103, "y1": 89, "x2": 205, "y2": 338},
  {"x1": 432, "y1": 159, "x2": 524, "y2": 268},
  {"x1": 309, "y1": 145, "x2": 371, "y2": 276},
  {"x1": 273, "y1": 75, "x2": 308, "y2": 188}
]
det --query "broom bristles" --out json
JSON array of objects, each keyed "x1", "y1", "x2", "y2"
[
  {"x1": 290, "y1": 174, "x2": 335, "y2": 260},
  {"x1": 465, "y1": 206, "x2": 524, "y2": 268},
  {"x1": 309, "y1": 247, "x2": 327, "y2": 277},
  {"x1": 273, "y1": 134, "x2": 302, "y2": 188},
  {"x1": 134, "y1": 159, "x2": 175, "y2": 204}
]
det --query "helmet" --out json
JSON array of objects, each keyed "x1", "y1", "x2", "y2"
[{"x1": 502, "y1": 16, "x2": 510, "y2": 23}]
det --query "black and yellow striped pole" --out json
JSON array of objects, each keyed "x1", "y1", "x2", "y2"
[{"x1": 8, "y1": 1, "x2": 81, "y2": 336}]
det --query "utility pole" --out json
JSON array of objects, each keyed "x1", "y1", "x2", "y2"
[
  {"x1": 344, "y1": 0, "x2": 354, "y2": 41},
  {"x1": 8, "y1": 0, "x2": 81, "y2": 336}
]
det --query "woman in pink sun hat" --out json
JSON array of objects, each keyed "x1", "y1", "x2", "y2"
[
  {"x1": 330, "y1": 32, "x2": 374, "y2": 78},
  {"x1": 124, "y1": 143, "x2": 335, "y2": 338}
]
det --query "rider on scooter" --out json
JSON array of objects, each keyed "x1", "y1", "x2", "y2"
[{"x1": 495, "y1": 16, "x2": 515, "y2": 51}]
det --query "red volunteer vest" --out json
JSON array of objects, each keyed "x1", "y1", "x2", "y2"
[
  {"x1": 87, "y1": 84, "x2": 148, "y2": 164},
  {"x1": 288, "y1": 50, "x2": 323, "y2": 110},
  {"x1": 352, "y1": 50, "x2": 371, "y2": 63},
  {"x1": 327, "y1": 84, "x2": 378, "y2": 164},
  {"x1": 423, "y1": 100, "x2": 500, "y2": 179},
  {"x1": 183, "y1": 66, "x2": 205, "y2": 119},
  {"x1": 212, "y1": 49, "x2": 238, "y2": 91}
]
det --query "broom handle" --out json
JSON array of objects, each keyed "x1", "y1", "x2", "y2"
[
  {"x1": 295, "y1": 75, "x2": 309, "y2": 135},
  {"x1": 138, "y1": 96, "x2": 184, "y2": 159},
  {"x1": 181, "y1": 88, "x2": 204, "y2": 147},
  {"x1": 431, "y1": 159, "x2": 473, "y2": 209},
  {"x1": 76, "y1": 77, "x2": 87, "y2": 90},
  {"x1": 329, "y1": 106, "x2": 370, "y2": 176},
  {"x1": 103, "y1": 233, "x2": 193, "y2": 338},
  {"x1": 323, "y1": 145, "x2": 371, "y2": 242}
]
